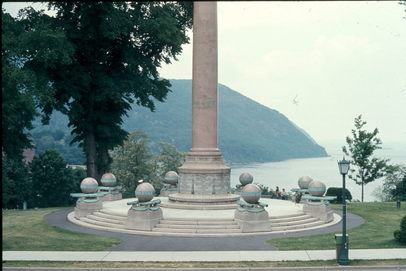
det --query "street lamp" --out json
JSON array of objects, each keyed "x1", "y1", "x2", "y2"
[{"x1": 337, "y1": 157, "x2": 351, "y2": 265}]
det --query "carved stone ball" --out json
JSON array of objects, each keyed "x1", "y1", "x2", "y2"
[
  {"x1": 135, "y1": 182, "x2": 155, "y2": 202},
  {"x1": 164, "y1": 171, "x2": 179, "y2": 185},
  {"x1": 241, "y1": 183, "x2": 261, "y2": 204},
  {"x1": 308, "y1": 180, "x2": 326, "y2": 197},
  {"x1": 101, "y1": 173, "x2": 117, "y2": 187},
  {"x1": 239, "y1": 172, "x2": 254, "y2": 186},
  {"x1": 298, "y1": 176, "x2": 313, "y2": 189},
  {"x1": 80, "y1": 177, "x2": 99, "y2": 194}
]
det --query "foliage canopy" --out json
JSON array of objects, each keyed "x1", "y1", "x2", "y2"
[{"x1": 342, "y1": 115, "x2": 392, "y2": 202}]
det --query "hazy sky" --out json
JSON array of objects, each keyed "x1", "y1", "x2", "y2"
[{"x1": 3, "y1": 2, "x2": 406, "y2": 145}]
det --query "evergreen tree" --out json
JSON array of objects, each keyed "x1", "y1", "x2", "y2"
[
  {"x1": 342, "y1": 115, "x2": 392, "y2": 202},
  {"x1": 17, "y1": 2, "x2": 193, "y2": 181}
]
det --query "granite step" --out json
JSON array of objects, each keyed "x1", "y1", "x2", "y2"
[
  {"x1": 271, "y1": 220, "x2": 324, "y2": 231},
  {"x1": 93, "y1": 211, "x2": 127, "y2": 221},
  {"x1": 86, "y1": 214, "x2": 124, "y2": 225},
  {"x1": 80, "y1": 217, "x2": 126, "y2": 229},
  {"x1": 155, "y1": 223, "x2": 240, "y2": 230},
  {"x1": 270, "y1": 217, "x2": 318, "y2": 227},
  {"x1": 269, "y1": 214, "x2": 311, "y2": 223},
  {"x1": 159, "y1": 219, "x2": 236, "y2": 225}
]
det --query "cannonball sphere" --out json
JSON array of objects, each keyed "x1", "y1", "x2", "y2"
[
  {"x1": 298, "y1": 176, "x2": 313, "y2": 189},
  {"x1": 308, "y1": 180, "x2": 326, "y2": 197},
  {"x1": 80, "y1": 177, "x2": 99, "y2": 194},
  {"x1": 164, "y1": 171, "x2": 179, "y2": 185},
  {"x1": 135, "y1": 182, "x2": 155, "y2": 202},
  {"x1": 239, "y1": 172, "x2": 254, "y2": 186},
  {"x1": 241, "y1": 183, "x2": 261, "y2": 204},
  {"x1": 101, "y1": 173, "x2": 117, "y2": 187}
]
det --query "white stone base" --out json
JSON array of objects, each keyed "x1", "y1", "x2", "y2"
[
  {"x1": 125, "y1": 208, "x2": 163, "y2": 231},
  {"x1": 74, "y1": 200, "x2": 102, "y2": 219},
  {"x1": 234, "y1": 209, "x2": 271, "y2": 232},
  {"x1": 160, "y1": 190, "x2": 178, "y2": 197},
  {"x1": 303, "y1": 204, "x2": 334, "y2": 223},
  {"x1": 102, "y1": 193, "x2": 122, "y2": 201}
]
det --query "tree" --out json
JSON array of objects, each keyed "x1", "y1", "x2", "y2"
[
  {"x1": 30, "y1": 150, "x2": 83, "y2": 207},
  {"x1": 342, "y1": 115, "x2": 392, "y2": 202},
  {"x1": 110, "y1": 130, "x2": 157, "y2": 198},
  {"x1": 381, "y1": 165, "x2": 406, "y2": 201},
  {"x1": 17, "y1": 2, "x2": 193, "y2": 181},
  {"x1": 154, "y1": 142, "x2": 185, "y2": 179},
  {"x1": 2, "y1": 153, "x2": 32, "y2": 209}
]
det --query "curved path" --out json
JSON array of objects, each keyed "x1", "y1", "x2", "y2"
[{"x1": 45, "y1": 209, "x2": 364, "y2": 251}]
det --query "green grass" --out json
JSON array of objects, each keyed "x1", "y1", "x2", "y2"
[
  {"x1": 267, "y1": 201, "x2": 406, "y2": 250},
  {"x1": 2, "y1": 207, "x2": 121, "y2": 251},
  {"x1": 3, "y1": 259, "x2": 406, "y2": 268}
]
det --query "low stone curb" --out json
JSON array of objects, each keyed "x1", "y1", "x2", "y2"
[{"x1": 2, "y1": 265, "x2": 406, "y2": 271}]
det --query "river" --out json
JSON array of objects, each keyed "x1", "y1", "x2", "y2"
[{"x1": 229, "y1": 141, "x2": 406, "y2": 202}]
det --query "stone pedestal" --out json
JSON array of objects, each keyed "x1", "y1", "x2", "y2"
[
  {"x1": 102, "y1": 193, "x2": 122, "y2": 201},
  {"x1": 74, "y1": 200, "x2": 102, "y2": 219},
  {"x1": 234, "y1": 210, "x2": 271, "y2": 232},
  {"x1": 178, "y1": 150, "x2": 231, "y2": 195},
  {"x1": 160, "y1": 190, "x2": 177, "y2": 197},
  {"x1": 125, "y1": 208, "x2": 163, "y2": 231},
  {"x1": 303, "y1": 203, "x2": 334, "y2": 223}
]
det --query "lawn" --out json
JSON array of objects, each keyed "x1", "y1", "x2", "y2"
[
  {"x1": 2, "y1": 207, "x2": 121, "y2": 251},
  {"x1": 267, "y1": 201, "x2": 406, "y2": 250}
]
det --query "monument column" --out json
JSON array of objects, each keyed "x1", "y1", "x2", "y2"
[
  {"x1": 191, "y1": 1, "x2": 218, "y2": 152},
  {"x1": 170, "y1": 2, "x2": 237, "y2": 204}
]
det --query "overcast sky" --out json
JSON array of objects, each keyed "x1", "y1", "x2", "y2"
[{"x1": 3, "y1": 2, "x2": 406, "y2": 145}]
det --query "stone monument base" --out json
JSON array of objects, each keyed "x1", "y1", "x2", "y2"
[
  {"x1": 303, "y1": 203, "x2": 334, "y2": 223},
  {"x1": 102, "y1": 193, "x2": 122, "y2": 201},
  {"x1": 74, "y1": 200, "x2": 103, "y2": 219},
  {"x1": 160, "y1": 190, "x2": 178, "y2": 197},
  {"x1": 125, "y1": 208, "x2": 163, "y2": 231},
  {"x1": 234, "y1": 209, "x2": 271, "y2": 232}
]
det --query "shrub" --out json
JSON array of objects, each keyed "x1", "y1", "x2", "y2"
[
  {"x1": 30, "y1": 150, "x2": 83, "y2": 207},
  {"x1": 394, "y1": 215, "x2": 406, "y2": 244},
  {"x1": 325, "y1": 187, "x2": 352, "y2": 204}
]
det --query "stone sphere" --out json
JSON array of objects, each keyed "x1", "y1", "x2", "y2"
[
  {"x1": 241, "y1": 183, "x2": 261, "y2": 204},
  {"x1": 164, "y1": 171, "x2": 179, "y2": 185},
  {"x1": 239, "y1": 172, "x2": 254, "y2": 186},
  {"x1": 298, "y1": 176, "x2": 313, "y2": 189},
  {"x1": 101, "y1": 173, "x2": 117, "y2": 187},
  {"x1": 308, "y1": 180, "x2": 326, "y2": 197},
  {"x1": 80, "y1": 177, "x2": 99, "y2": 194},
  {"x1": 135, "y1": 182, "x2": 155, "y2": 202}
]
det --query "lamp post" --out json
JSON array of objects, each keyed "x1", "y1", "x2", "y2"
[{"x1": 338, "y1": 157, "x2": 350, "y2": 265}]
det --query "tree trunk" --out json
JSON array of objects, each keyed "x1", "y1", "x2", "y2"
[
  {"x1": 97, "y1": 146, "x2": 110, "y2": 181},
  {"x1": 85, "y1": 133, "x2": 98, "y2": 182},
  {"x1": 361, "y1": 182, "x2": 364, "y2": 202}
]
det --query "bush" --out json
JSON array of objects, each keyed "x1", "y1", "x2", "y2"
[
  {"x1": 2, "y1": 154, "x2": 32, "y2": 209},
  {"x1": 30, "y1": 150, "x2": 84, "y2": 207},
  {"x1": 325, "y1": 187, "x2": 352, "y2": 204},
  {"x1": 394, "y1": 215, "x2": 406, "y2": 244}
]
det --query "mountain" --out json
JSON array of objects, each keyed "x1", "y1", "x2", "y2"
[{"x1": 32, "y1": 79, "x2": 327, "y2": 164}]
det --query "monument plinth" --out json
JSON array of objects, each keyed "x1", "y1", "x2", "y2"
[{"x1": 168, "y1": 2, "x2": 238, "y2": 206}]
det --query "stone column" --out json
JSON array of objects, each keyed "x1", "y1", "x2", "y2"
[
  {"x1": 191, "y1": 1, "x2": 218, "y2": 152},
  {"x1": 172, "y1": 2, "x2": 236, "y2": 202}
]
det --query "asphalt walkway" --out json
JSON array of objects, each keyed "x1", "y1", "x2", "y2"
[
  {"x1": 45, "y1": 209, "x2": 364, "y2": 251},
  {"x1": 3, "y1": 248, "x2": 406, "y2": 262}
]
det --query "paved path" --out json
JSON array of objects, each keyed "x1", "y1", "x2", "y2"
[
  {"x1": 45, "y1": 209, "x2": 364, "y2": 251},
  {"x1": 4, "y1": 249, "x2": 406, "y2": 262}
]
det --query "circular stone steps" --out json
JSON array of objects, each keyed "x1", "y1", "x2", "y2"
[{"x1": 67, "y1": 198, "x2": 341, "y2": 236}]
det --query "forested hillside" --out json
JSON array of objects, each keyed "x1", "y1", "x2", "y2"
[{"x1": 32, "y1": 79, "x2": 327, "y2": 164}]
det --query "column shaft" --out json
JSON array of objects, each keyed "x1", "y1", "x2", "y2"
[{"x1": 191, "y1": 1, "x2": 218, "y2": 151}]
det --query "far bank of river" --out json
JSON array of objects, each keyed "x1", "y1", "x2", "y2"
[{"x1": 229, "y1": 141, "x2": 406, "y2": 202}]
